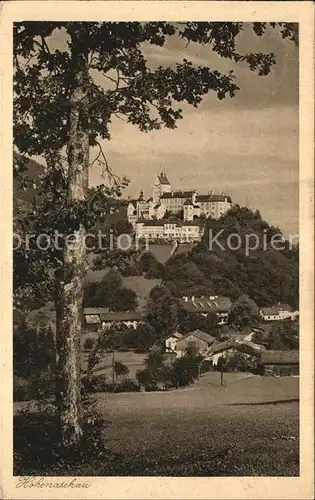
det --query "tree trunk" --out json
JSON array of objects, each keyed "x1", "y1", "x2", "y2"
[{"x1": 55, "y1": 30, "x2": 89, "y2": 447}]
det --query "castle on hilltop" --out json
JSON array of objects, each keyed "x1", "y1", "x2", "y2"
[{"x1": 127, "y1": 171, "x2": 233, "y2": 242}]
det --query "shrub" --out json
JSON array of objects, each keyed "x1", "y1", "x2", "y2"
[
  {"x1": 115, "y1": 378, "x2": 140, "y2": 393},
  {"x1": 114, "y1": 361, "x2": 130, "y2": 379},
  {"x1": 82, "y1": 375, "x2": 108, "y2": 393},
  {"x1": 14, "y1": 396, "x2": 127, "y2": 476},
  {"x1": 83, "y1": 338, "x2": 95, "y2": 350}
]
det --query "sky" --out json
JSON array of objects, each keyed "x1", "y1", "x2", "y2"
[{"x1": 47, "y1": 24, "x2": 299, "y2": 237}]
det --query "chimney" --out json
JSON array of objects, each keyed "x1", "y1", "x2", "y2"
[
  {"x1": 183, "y1": 296, "x2": 188, "y2": 302},
  {"x1": 191, "y1": 295, "x2": 195, "y2": 302}
]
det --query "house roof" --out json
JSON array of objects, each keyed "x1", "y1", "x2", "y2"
[
  {"x1": 190, "y1": 329, "x2": 216, "y2": 344},
  {"x1": 136, "y1": 219, "x2": 200, "y2": 228},
  {"x1": 83, "y1": 307, "x2": 109, "y2": 315},
  {"x1": 261, "y1": 304, "x2": 294, "y2": 316},
  {"x1": 208, "y1": 340, "x2": 236, "y2": 354},
  {"x1": 179, "y1": 296, "x2": 232, "y2": 313},
  {"x1": 139, "y1": 220, "x2": 165, "y2": 227},
  {"x1": 166, "y1": 332, "x2": 183, "y2": 340},
  {"x1": 261, "y1": 350, "x2": 299, "y2": 364},
  {"x1": 260, "y1": 307, "x2": 280, "y2": 316},
  {"x1": 99, "y1": 312, "x2": 144, "y2": 322},
  {"x1": 234, "y1": 339, "x2": 265, "y2": 354},
  {"x1": 177, "y1": 330, "x2": 216, "y2": 346},
  {"x1": 196, "y1": 194, "x2": 232, "y2": 203}
]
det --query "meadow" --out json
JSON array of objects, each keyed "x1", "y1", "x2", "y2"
[
  {"x1": 96, "y1": 374, "x2": 299, "y2": 476},
  {"x1": 14, "y1": 371, "x2": 299, "y2": 477}
]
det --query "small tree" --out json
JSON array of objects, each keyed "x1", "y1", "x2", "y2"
[
  {"x1": 228, "y1": 295, "x2": 260, "y2": 329},
  {"x1": 114, "y1": 361, "x2": 130, "y2": 380},
  {"x1": 83, "y1": 338, "x2": 94, "y2": 351},
  {"x1": 147, "y1": 286, "x2": 178, "y2": 339}
]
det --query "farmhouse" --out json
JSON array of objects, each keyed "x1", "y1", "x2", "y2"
[
  {"x1": 165, "y1": 332, "x2": 183, "y2": 352},
  {"x1": 178, "y1": 295, "x2": 232, "y2": 325},
  {"x1": 260, "y1": 304, "x2": 299, "y2": 321},
  {"x1": 176, "y1": 330, "x2": 216, "y2": 357},
  {"x1": 206, "y1": 338, "x2": 264, "y2": 366},
  {"x1": 261, "y1": 350, "x2": 299, "y2": 376},
  {"x1": 165, "y1": 329, "x2": 216, "y2": 357},
  {"x1": 83, "y1": 308, "x2": 144, "y2": 330}
]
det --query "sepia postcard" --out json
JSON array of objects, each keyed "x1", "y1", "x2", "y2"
[{"x1": 0, "y1": 1, "x2": 314, "y2": 499}]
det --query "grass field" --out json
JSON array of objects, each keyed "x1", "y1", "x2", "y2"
[
  {"x1": 81, "y1": 350, "x2": 147, "y2": 379},
  {"x1": 14, "y1": 374, "x2": 299, "y2": 476},
  {"x1": 94, "y1": 374, "x2": 299, "y2": 476}
]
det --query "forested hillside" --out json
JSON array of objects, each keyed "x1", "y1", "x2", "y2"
[
  {"x1": 14, "y1": 157, "x2": 299, "y2": 310},
  {"x1": 163, "y1": 206, "x2": 299, "y2": 308}
]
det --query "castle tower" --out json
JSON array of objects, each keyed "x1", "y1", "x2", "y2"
[{"x1": 152, "y1": 171, "x2": 171, "y2": 204}]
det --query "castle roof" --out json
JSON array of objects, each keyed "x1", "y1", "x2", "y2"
[
  {"x1": 158, "y1": 172, "x2": 171, "y2": 185},
  {"x1": 160, "y1": 190, "x2": 194, "y2": 199},
  {"x1": 196, "y1": 194, "x2": 232, "y2": 203},
  {"x1": 184, "y1": 199, "x2": 193, "y2": 206}
]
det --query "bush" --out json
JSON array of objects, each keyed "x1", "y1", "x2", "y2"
[
  {"x1": 115, "y1": 378, "x2": 140, "y2": 393},
  {"x1": 83, "y1": 338, "x2": 95, "y2": 350},
  {"x1": 82, "y1": 375, "x2": 108, "y2": 393},
  {"x1": 82, "y1": 375, "x2": 139, "y2": 393},
  {"x1": 14, "y1": 366, "x2": 56, "y2": 402},
  {"x1": 134, "y1": 346, "x2": 149, "y2": 354},
  {"x1": 14, "y1": 396, "x2": 127, "y2": 476}
]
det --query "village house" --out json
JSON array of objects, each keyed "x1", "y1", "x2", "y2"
[
  {"x1": 178, "y1": 295, "x2": 232, "y2": 325},
  {"x1": 165, "y1": 329, "x2": 216, "y2": 358},
  {"x1": 165, "y1": 332, "x2": 183, "y2": 352},
  {"x1": 260, "y1": 304, "x2": 299, "y2": 322},
  {"x1": 206, "y1": 338, "x2": 265, "y2": 366},
  {"x1": 82, "y1": 308, "x2": 144, "y2": 330},
  {"x1": 261, "y1": 350, "x2": 299, "y2": 376}
]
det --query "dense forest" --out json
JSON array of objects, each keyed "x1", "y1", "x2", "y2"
[{"x1": 162, "y1": 206, "x2": 299, "y2": 308}]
